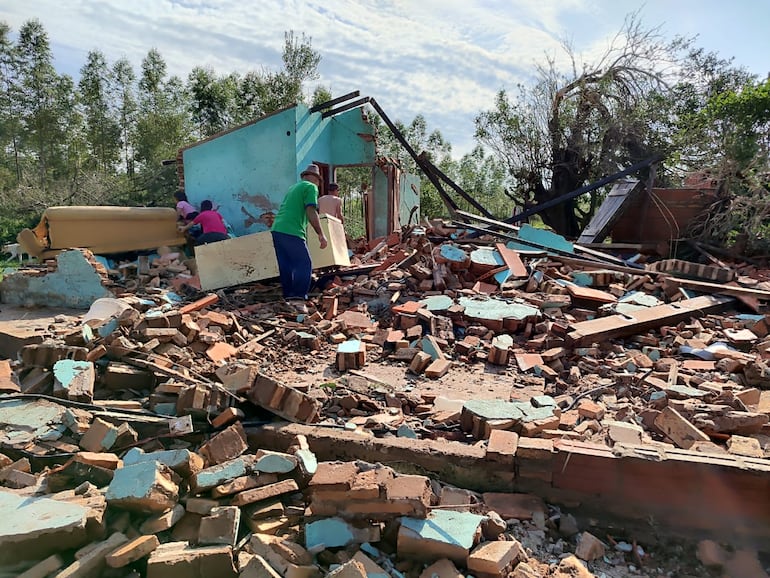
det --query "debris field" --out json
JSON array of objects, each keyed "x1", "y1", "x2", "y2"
[{"x1": 1, "y1": 219, "x2": 769, "y2": 578}]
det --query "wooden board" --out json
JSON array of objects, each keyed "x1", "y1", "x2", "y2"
[
  {"x1": 495, "y1": 243, "x2": 528, "y2": 278},
  {"x1": 577, "y1": 180, "x2": 642, "y2": 244},
  {"x1": 195, "y1": 231, "x2": 280, "y2": 291},
  {"x1": 307, "y1": 215, "x2": 350, "y2": 269},
  {"x1": 567, "y1": 295, "x2": 734, "y2": 346},
  {"x1": 662, "y1": 277, "x2": 770, "y2": 301},
  {"x1": 196, "y1": 218, "x2": 350, "y2": 291}
]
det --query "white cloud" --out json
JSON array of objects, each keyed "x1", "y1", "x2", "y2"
[{"x1": 2, "y1": 0, "x2": 768, "y2": 157}]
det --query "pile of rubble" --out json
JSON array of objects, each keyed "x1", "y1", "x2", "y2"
[{"x1": 1, "y1": 220, "x2": 770, "y2": 576}]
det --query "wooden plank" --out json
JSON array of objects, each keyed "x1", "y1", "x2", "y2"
[
  {"x1": 567, "y1": 295, "x2": 734, "y2": 346},
  {"x1": 661, "y1": 277, "x2": 770, "y2": 300},
  {"x1": 307, "y1": 215, "x2": 351, "y2": 268},
  {"x1": 196, "y1": 231, "x2": 280, "y2": 291},
  {"x1": 577, "y1": 180, "x2": 642, "y2": 244},
  {"x1": 495, "y1": 243, "x2": 528, "y2": 278},
  {"x1": 565, "y1": 284, "x2": 618, "y2": 305}
]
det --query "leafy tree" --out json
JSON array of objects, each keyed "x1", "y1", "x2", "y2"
[
  {"x1": 475, "y1": 13, "x2": 682, "y2": 236},
  {"x1": 188, "y1": 66, "x2": 238, "y2": 137}
]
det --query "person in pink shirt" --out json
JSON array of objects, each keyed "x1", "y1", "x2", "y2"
[
  {"x1": 174, "y1": 191, "x2": 198, "y2": 223},
  {"x1": 178, "y1": 200, "x2": 228, "y2": 245}
]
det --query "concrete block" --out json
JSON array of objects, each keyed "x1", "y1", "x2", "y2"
[
  {"x1": 78, "y1": 417, "x2": 119, "y2": 453},
  {"x1": 146, "y1": 542, "x2": 237, "y2": 578},
  {"x1": 397, "y1": 509, "x2": 485, "y2": 562},
  {"x1": 486, "y1": 429, "x2": 519, "y2": 465},
  {"x1": 105, "y1": 461, "x2": 179, "y2": 513},
  {"x1": 199, "y1": 422, "x2": 248, "y2": 466},
  {"x1": 198, "y1": 506, "x2": 241, "y2": 546},
  {"x1": 555, "y1": 554, "x2": 594, "y2": 578},
  {"x1": 123, "y1": 447, "x2": 203, "y2": 477},
  {"x1": 105, "y1": 534, "x2": 160, "y2": 568},
  {"x1": 607, "y1": 420, "x2": 644, "y2": 445}
]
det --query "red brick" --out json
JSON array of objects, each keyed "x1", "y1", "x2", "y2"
[
  {"x1": 486, "y1": 430, "x2": 519, "y2": 465},
  {"x1": 481, "y1": 493, "x2": 547, "y2": 521},
  {"x1": 467, "y1": 539, "x2": 524, "y2": 575},
  {"x1": 230, "y1": 479, "x2": 299, "y2": 507},
  {"x1": 199, "y1": 422, "x2": 248, "y2": 466},
  {"x1": 308, "y1": 461, "x2": 358, "y2": 491}
]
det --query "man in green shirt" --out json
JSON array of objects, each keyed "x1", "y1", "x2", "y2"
[{"x1": 271, "y1": 164, "x2": 328, "y2": 313}]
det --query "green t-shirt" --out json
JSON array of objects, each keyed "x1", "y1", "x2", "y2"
[{"x1": 271, "y1": 179, "x2": 319, "y2": 239}]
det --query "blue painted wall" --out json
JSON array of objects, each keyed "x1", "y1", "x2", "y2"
[{"x1": 182, "y1": 104, "x2": 375, "y2": 237}]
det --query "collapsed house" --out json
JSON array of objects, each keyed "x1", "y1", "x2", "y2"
[{"x1": 0, "y1": 94, "x2": 769, "y2": 577}]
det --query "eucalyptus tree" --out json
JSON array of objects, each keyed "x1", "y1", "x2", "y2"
[
  {"x1": 16, "y1": 18, "x2": 71, "y2": 189},
  {"x1": 79, "y1": 50, "x2": 121, "y2": 172},
  {"x1": 133, "y1": 49, "x2": 192, "y2": 204},
  {"x1": 0, "y1": 22, "x2": 22, "y2": 185},
  {"x1": 112, "y1": 57, "x2": 137, "y2": 177}
]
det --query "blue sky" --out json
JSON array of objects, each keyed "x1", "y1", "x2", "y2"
[{"x1": 2, "y1": 0, "x2": 768, "y2": 157}]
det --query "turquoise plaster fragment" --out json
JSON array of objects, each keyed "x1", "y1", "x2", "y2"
[
  {"x1": 0, "y1": 399, "x2": 65, "y2": 442},
  {"x1": 667, "y1": 385, "x2": 709, "y2": 398},
  {"x1": 400, "y1": 510, "x2": 484, "y2": 550},
  {"x1": 0, "y1": 249, "x2": 112, "y2": 309},
  {"x1": 305, "y1": 517, "x2": 356, "y2": 550},
  {"x1": 421, "y1": 336, "x2": 443, "y2": 360},
  {"x1": 193, "y1": 457, "x2": 250, "y2": 491},
  {"x1": 124, "y1": 447, "x2": 195, "y2": 474},
  {"x1": 571, "y1": 272, "x2": 593, "y2": 287},
  {"x1": 53, "y1": 360, "x2": 93, "y2": 391},
  {"x1": 619, "y1": 291, "x2": 661, "y2": 307},
  {"x1": 106, "y1": 461, "x2": 178, "y2": 511},
  {"x1": 494, "y1": 269, "x2": 511, "y2": 285},
  {"x1": 517, "y1": 224, "x2": 574, "y2": 253},
  {"x1": 458, "y1": 297, "x2": 539, "y2": 321},
  {"x1": 419, "y1": 294, "x2": 453, "y2": 312},
  {"x1": 255, "y1": 452, "x2": 297, "y2": 474},
  {"x1": 0, "y1": 489, "x2": 90, "y2": 546},
  {"x1": 531, "y1": 395, "x2": 556, "y2": 408},
  {"x1": 470, "y1": 248, "x2": 504, "y2": 267},
  {"x1": 463, "y1": 399, "x2": 525, "y2": 421},
  {"x1": 338, "y1": 340, "x2": 362, "y2": 354},
  {"x1": 439, "y1": 244, "x2": 468, "y2": 263},
  {"x1": 294, "y1": 449, "x2": 317, "y2": 475}
]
